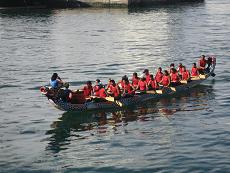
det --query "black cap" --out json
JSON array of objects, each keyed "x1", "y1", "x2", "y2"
[
  {"x1": 143, "y1": 69, "x2": 149, "y2": 73},
  {"x1": 87, "y1": 81, "x2": 92, "y2": 85}
]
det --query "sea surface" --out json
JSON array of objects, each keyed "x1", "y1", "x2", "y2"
[{"x1": 0, "y1": 0, "x2": 230, "y2": 172}]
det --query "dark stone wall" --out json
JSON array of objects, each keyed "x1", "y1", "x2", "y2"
[
  {"x1": 0, "y1": 0, "x2": 88, "y2": 8},
  {"x1": 129, "y1": 0, "x2": 204, "y2": 6},
  {"x1": 0, "y1": 0, "x2": 47, "y2": 7},
  {"x1": 46, "y1": 0, "x2": 90, "y2": 8},
  {"x1": 0, "y1": 0, "x2": 204, "y2": 8}
]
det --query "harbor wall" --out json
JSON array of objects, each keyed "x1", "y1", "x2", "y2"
[{"x1": 0, "y1": 0, "x2": 204, "y2": 8}]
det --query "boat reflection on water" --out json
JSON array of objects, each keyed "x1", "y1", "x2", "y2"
[{"x1": 46, "y1": 84, "x2": 215, "y2": 153}]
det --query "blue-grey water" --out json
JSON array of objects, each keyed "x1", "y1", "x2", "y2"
[{"x1": 0, "y1": 0, "x2": 230, "y2": 172}]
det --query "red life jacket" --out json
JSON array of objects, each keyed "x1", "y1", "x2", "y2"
[
  {"x1": 99, "y1": 88, "x2": 107, "y2": 98},
  {"x1": 182, "y1": 70, "x2": 190, "y2": 80},
  {"x1": 138, "y1": 80, "x2": 147, "y2": 91},
  {"x1": 162, "y1": 76, "x2": 170, "y2": 86},
  {"x1": 109, "y1": 85, "x2": 119, "y2": 97},
  {"x1": 145, "y1": 74, "x2": 151, "y2": 83},
  {"x1": 132, "y1": 77, "x2": 139, "y2": 87},
  {"x1": 124, "y1": 83, "x2": 133, "y2": 94},
  {"x1": 191, "y1": 67, "x2": 199, "y2": 76},
  {"x1": 199, "y1": 59, "x2": 206, "y2": 68},
  {"x1": 93, "y1": 85, "x2": 100, "y2": 97},
  {"x1": 149, "y1": 79, "x2": 159, "y2": 89},
  {"x1": 155, "y1": 72, "x2": 163, "y2": 83},
  {"x1": 171, "y1": 73, "x2": 180, "y2": 83},
  {"x1": 119, "y1": 81, "x2": 125, "y2": 89},
  {"x1": 83, "y1": 86, "x2": 92, "y2": 97},
  {"x1": 178, "y1": 67, "x2": 183, "y2": 75}
]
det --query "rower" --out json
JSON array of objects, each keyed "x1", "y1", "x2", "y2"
[
  {"x1": 61, "y1": 83, "x2": 72, "y2": 102},
  {"x1": 170, "y1": 68, "x2": 181, "y2": 86},
  {"x1": 199, "y1": 55, "x2": 207, "y2": 74},
  {"x1": 137, "y1": 75, "x2": 148, "y2": 91},
  {"x1": 118, "y1": 75, "x2": 128, "y2": 89},
  {"x1": 143, "y1": 69, "x2": 151, "y2": 83},
  {"x1": 98, "y1": 85, "x2": 107, "y2": 98},
  {"x1": 191, "y1": 63, "x2": 199, "y2": 77},
  {"x1": 181, "y1": 66, "x2": 191, "y2": 81},
  {"x1": 160, "y1": 70, "x2": 171, "y2": 87},
  {"x1": 177, "y1": 63, "x2": 183, "y2": 76},
  {"x1": 206, "y1": 56, "x2": 213, "y2": 72},
  {"x1": 132, "y1": 72, "x2": 140, "y2": 89},
  {"x1": 105, "y1": 78, "x2": 112, "y2": 90},
  {"x1": 93, "y1": 79, "x2": 102, "y2": 97},
  {"x1": 148, "y1": 74, "x2": 159, "y2": 90},
  {"x1": 107, "y1": 80, "x2": 120, "y2": 99},
  {"x1": 123, "y1": 78, "x2": 135, "y2": 96},
  {"x1": 50, "y1": 73, "x2": 64, "y2": 89},
  {"x1": 82, "y1": 81, "x2": 93, "y2": 97},
  {"x1": 155, "y1": 67, "x2": 164, "y2": 84},
  {"x1": 169, "y1": 63, "x2": 175, "y2": 74}
]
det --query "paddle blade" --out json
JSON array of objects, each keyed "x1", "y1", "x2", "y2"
[
  {"x1": 156, "y1": 90, "x2": 163, "y2": 94},
  {"x1": 105, "y1": 97, "x2": 115, "y2": 102}
]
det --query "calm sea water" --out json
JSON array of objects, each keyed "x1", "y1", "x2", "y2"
[{"x1": 0, "y1": 0, "x2": 230, "y2": 172}]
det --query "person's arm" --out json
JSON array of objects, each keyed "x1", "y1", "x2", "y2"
[
  {"x1": 136, "y1": 83, "x2": 140, "y2": 90},
  {"x1": 57, "y1": 78, "x2": 64, "y2": 84},
  {"x1": 159, "y1": 78, "x2": 163, "y2": 85},
  {"x1": 116, "y1": 86, "x2": 120, "y2": 95},
  {"x1": 188, "y1": 71, "x2": 191, "y2": 80},
  {"x1": 145, "y1": 82, "x2": 148, "y2": 91},
  {"x1": 166, "y1": 76, "x2": 171, "y2": 87}
]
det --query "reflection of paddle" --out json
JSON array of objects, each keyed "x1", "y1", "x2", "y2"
[
  {"x1": 105, "y1": 97, "x2": 123, "y2": 107},
  {"x1": 89, "y1": 96, "x2": 107, "y2": 103}
]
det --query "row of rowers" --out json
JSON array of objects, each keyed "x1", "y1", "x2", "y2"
[{"x1": 82, "y1": 61, "x2": 205, "y2": 99}]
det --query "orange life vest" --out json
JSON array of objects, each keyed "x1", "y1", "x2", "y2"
[
  {"x1": 145, "y1": 74, "x2": 151, "y2": 83},
  {"x1": 155, "y1": 72, "x2": 164, "y2": 83},
  {"x1": 109, "y1": 85, "x2": 120, "y2": 97},
  {"x1": 124, "y1": 83, "x2": 133, "y2": 94},
  {"x1": 149, "y1": 79, "x2": 159, "y2": 89},
  {"x1": 182, "y1": 70, "x2": 190, "y2": 80},
  {"x1": 83, "y1": 86, "x2": 92, "y2": 97},
  {"x1": 93, "y1": 85, "x2": 100, "y2": 97},
  {"x1": 191, "y1": 67, "x2": 199, "y2": 76},
  {"x1": 199, "y1": 59, "x2": 206, "y2": 68},
  {"x1": 138, "y1": 80, "x2": 147, "y2": 91},
  {"x1": 162, "y1": 76, "x2": 170, "y2": 86},
  {"x1": 132, "y1": 77, "x2": 139, "y2": 87},
  {"x1": 171, "y1": 73, "x2": 180, "y2": 83},
  {"x1": 99, "y1": 88, "x2": 107, "y2": 98}
]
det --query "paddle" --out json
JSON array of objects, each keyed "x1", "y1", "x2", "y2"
[
  {"x1": 146, "y1": 90, "x2": 156, "y2": 94},
  {"x1": 154, "y1": 87, "x2": 176, "y2": 94},
  {"x1": 199, "y1": 74, "x2": 207, "y2": 79},
  {"x1": 105, "y1": 96, "x2": 123, "y2": 107},
  {"x1": 170, "y1": 87, "x2": 176, "y2": 92},
  {"x1": 180, "y1": 80, "x2": 188, "y2": 84},
  {"x1": 191, "y1": 76, "x2": 201, "y2": 80}
]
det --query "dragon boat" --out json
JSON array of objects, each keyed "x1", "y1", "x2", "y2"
[{"x1": 40, "y1": 57, "x2": 216, "y2": 112}]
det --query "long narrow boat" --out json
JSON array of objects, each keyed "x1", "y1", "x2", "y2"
[{"x1": 40, "y1": 58, "x2": 216, "y2": 112}]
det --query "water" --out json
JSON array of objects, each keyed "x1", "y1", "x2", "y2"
[{"x1": 0, "y1": 0, "x2": 230, "y2": 172}]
